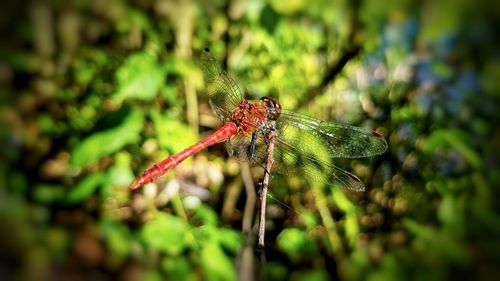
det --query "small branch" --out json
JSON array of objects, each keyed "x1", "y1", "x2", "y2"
[
  {"x1": 241, "y1": 161, "x2": 256, "y2": 235},
  {"x1": 295, "y1": 45, "x2": 360, "y2": 110},
  {"x1": 258, "y1": 124, "x2": 277, "y2": 248},
  {"x1": 294, "y1": 0, "x2": 362, "y2": 111}
]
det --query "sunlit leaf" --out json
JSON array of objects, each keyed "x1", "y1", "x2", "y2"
[
  {"x1": 161, "y1": 84, "x2": 180, "y2": 107},
  {"x1": 105, "y1": 152, "x2": 135, "y2": 187},
  {"x1": 112, "y1": 52, "x2": 164, "y2": 102},
  {"x1": 72, "y1": 48, "x2": 109, "y2": 86},
  {"x1": 344, "y1": 213, "x2": 360, "y2": 247},
  {"x1": 270, "y1": 0, "x2": 306, "y2": 15},
  {"x1": 200, "y1": 243, "x2": 236, "y2": 281},
  {"x1": 277, "y1": 228, "x2": 316, "y2": 259},
  {"x1": 438, "y1": 194, "x2": 466, "y2": 237},
  {"x1": 332, "y1": 188, "x2": 356, "y2": 212},
  {"x1": 141, "y1": 213, "x2": 187, "y2": 255},
  {"x1": 332, "y1": 189, "x2": 359, "y2": 245},
  {"x1": 300, "y1": 210, "x2": 319, "y2": 228},
  {"x1": 70, "y1": 109, "x2": 144, "y2": 168},
  {"x1": 150, "y1": 109, "x2": 198, "y2": 153},
  {"x1": 161, "y1": 256, "x2": 195, "y2": 281},
  {"x1": 216, "y1": 228, "x2": 242, "y2": 254},
  {"x1": 67, "y1": 173, "x2": 105, "y2": 204},
  {"x1": 193, "y1": 204, "x2": 219, "y2": 226},
  {"x1": 99, "y1": 220, "x2": 132, "y2": 269},
  {"x1": 38, "y1": 113, "x2": 57, "y2": 135}
]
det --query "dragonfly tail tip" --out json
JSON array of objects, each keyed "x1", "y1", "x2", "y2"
[{"x1": 128, "y1": 179, "x2": 141, "y2": 190}]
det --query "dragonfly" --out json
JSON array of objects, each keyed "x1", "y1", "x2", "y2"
[{"x1": 129, "y1": 48, "x2": 387, "y2": 191}]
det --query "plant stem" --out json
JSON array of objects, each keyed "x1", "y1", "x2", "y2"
[{"x1": 258, "y1": 125, "x2": 277, "y2": 248}]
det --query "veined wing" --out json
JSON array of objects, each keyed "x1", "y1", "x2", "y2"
[
  {"x1": 227, "y1": 128, "x2": 367, "y2": 191},
  {"x1": 276, "y1": 110, "x2": 388, "y2": 158},
  {"x1": 197, "y1": 48, "x2": 243, "y2": 119},
  {"x1": 273, "y1": 136, "x2": 367, "y2": 191},
  {"x1": 227, "y1": 110, "x2": 388, "y2": 191}
]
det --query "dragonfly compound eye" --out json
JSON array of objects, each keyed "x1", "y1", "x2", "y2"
[{"x1": 260, "y1": 96, "x2": 282, "y2": 120}]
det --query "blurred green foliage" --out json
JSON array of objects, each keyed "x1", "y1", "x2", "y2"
[{"x1": 0, "y1": 0, "x2": 499, "y2": 280}]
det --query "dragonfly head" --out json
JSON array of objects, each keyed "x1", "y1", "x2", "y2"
[{"x1": 260, "y1": 96, "x2": 282, "y2": 120}]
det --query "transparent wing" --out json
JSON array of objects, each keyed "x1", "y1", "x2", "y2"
[
  {"x1": 276, "y1": 110, "x2": 388, "y2": 158},
  {"x1": 272, "y1": 137, "x2": 367, "y2": 191},
  {"x1": 197, "y1": 48, "x2": 243, "y2": 119},
  {"x1": 227, "y1": 127, "x2": 368, "y2": 191}
]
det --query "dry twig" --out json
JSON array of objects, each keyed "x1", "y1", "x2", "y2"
[{"x1": 258, "y1": 124, "x2": 277, "y2": 248}]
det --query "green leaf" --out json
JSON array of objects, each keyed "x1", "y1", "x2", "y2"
[
  {"x1": 366, "y1": 254, "x2": 405, "y2": 281},
  {"x1": 44, "y1": 227, "x2": 69, "y2": 263},
  {"x1": 344, "y1": 213, "x2": 360, "y2": 247},
  {"x1": 216, "y1": 228, "x2": 242, "y2": 254},
  {"x1": 150, "y1": 109, "x2": 198, "y2": 153},
  {"x1": 270, "y1": 0, "x2": 306, "y2": 15},
  {"x1": 70, "y1": 109, "x2": 144, "y2": 168},
  {"x1": 433, "y1": 62, "x2": 454, "y2": 80},
  {"x1": 143, "y1": 271, "x2": 162, "y2": 281},
  {"x1": 299, "y1": 210, "x2": 319, "y2": 229},
  {"x1": 332, "y1": 189, "x2": 359, "y2": 246},
  {"x1": 277, "y1": 228, "x2": 316, "y2": 259},
  {"x1": 403, "y1": 219, "x2": 469, "y2": 265},
  {"x1": 67, "y1": 173, "x2": 105, "y2": 204},
  {"x1": 100, "y1": 220, "x2": 132, "y2": 269},
  {"x1": 419, "y1": 0, "x2": 463, "y2": 42},
  {"x1": 437, "y1": 194, "x2": 466, "y2": 237},
  {"x1": 161, "y1": 256, "x2": 195, "y2": 281},
  {"x1": 141, "y1": 213, "x2": 188, "y2": 255},
  {"x1": 200, "y1": 243, "x2": 236, "y2": 281},
  {"x1": 112, "y1": 52, "x2": 164, "y2": 102},
  {"x1": 420, "y1": 129, "x2": 482, "y2": 168},
  {"x1": 266, "y1": 261, "x2": 288, "y2": 281},
  {"x1": 332, "y1": 188, "x2": 356, "y2": 213},
  {"x1": 38, "y1": 113, "x2": 57, "y2": 135},
  {"x1": 193, "y1": 204, "x2": 219, "y2": 226},
  {"x1": 33, "y1": 184, "x2": 66, "y2": 204},
  {"x1": 105, "y1": 152, "x2": 135, "y2": 188}
]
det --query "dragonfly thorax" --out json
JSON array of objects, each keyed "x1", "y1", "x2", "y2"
[{"x1": 227, "y1": 99, "x2": 271, "y2": 133}]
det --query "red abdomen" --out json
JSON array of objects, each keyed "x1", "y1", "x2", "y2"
[{"x1": 129, "y1": 122, "x2": 237, "y2": 190}]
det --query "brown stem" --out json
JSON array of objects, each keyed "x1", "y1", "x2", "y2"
[
  {"x1": 241, "y1": 161, "x2": 256, "y2": 235},
  {"x1": 294, "y1": 1, "x2": 362, "y2": 111},
  {"x1": 258, "y1": 125, "x2": 277, "y2": 248},
  {"x1": 294, "y1": 45, "x2": 360, "y2": 111}
]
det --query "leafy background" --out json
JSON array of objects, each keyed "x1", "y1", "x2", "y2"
[{"x1": 0, "y1": 0, "x2": 499, "y2": 280}]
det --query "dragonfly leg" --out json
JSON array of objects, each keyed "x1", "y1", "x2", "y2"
[
  {"x1": 248, "y1": 132, "x2": 270, "y2": 173},
  {"x1": 248, "y1": 132, "x2": 258, "y2": 158},
  {"x1": 257, "y1": 178, "x2": 263, "y2": 196}
]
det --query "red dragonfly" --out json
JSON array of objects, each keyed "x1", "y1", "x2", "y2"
[{"x1": 129, "y1": 48, "x2": 387, "y2": 191}]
